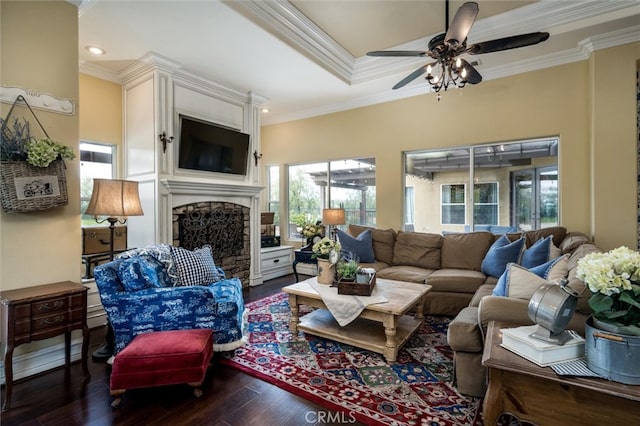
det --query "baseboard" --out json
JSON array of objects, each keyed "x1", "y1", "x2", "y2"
[{"x1": 0, "y1": 337, "x2": 84, "y2": 385}]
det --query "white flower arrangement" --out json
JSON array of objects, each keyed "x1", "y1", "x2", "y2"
[
  {"x1": 576, "y1": 246, "x2": 640, "y2": 333},
  {"x1": 302, "y1": 223, "x2": 323, "y2": 239},
  {"x1": 312, "y1": 237, "x2": 341, "y2": 262}
]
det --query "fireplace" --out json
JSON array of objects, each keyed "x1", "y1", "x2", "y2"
[
  {"x1": 172, "y1": 202, "x2": 251, "y2": 285},
  {"x1": 159, "y1": 179, "x2": 264, "y2": 288}
]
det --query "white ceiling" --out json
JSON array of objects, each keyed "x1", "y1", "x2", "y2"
[{"x1": 78, "y1": 0, "x2": 640, "y2": 125}]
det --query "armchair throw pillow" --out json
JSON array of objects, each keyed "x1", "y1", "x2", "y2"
[
  {"x1": 520, "y1": 235, "x2": 562, "y2": 269},
  {"x1": 170, "y1": 245, "x2": 225, "y2": 286},
  {"x1": 117, "y1": 255, "x2": 169, "y2": 291}
]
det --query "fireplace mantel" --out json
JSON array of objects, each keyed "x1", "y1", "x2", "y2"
[{"x1": 161, "y1": 179, "x2": 263, "y2": 198}]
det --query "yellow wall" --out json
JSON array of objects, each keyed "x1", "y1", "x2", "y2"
[
  {"x1": 79, "y1": 73, "x2": 123, "y2": 174},
  {"x1": 0, "y1": 1, "x2": 80, "y2": 290},
  {"x1": 262, "y1": 42, "x2": 640, "y2": 251}
]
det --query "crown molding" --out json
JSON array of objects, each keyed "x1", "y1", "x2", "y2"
[
  {"x1": 79, "y1": 60, "x2": 122, "y2": 84},
  {"x1": 223, "y1": 0, "x2": 355, "y2": 84}
]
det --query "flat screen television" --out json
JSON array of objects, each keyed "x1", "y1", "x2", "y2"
[{"x1": 177, "y1": 115, "x2": 250, "y2": 175}]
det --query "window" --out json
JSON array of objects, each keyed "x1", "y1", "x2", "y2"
[
  {"x1": 80, "y1": 142, "x2": 116, "y2": 226},
  {"x1": 441, "y1": 184, "x2": 465, "y2": 224},
  {"x1": 288, "y1": 158, "x2": 376, "y2": 239},
  {"x1": 405, "y1": 186, "x2": 415, "y2": 230},
  {"x1": 266, "y1": 165, "x2": 280, "y2": 231},
  {"x1": 405, "y1": 138, "x2": 558, "y2": 234}
]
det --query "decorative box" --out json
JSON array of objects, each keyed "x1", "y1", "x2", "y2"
[{"x1": 337, "y1": 274, "x2": 376, "y2": 296}]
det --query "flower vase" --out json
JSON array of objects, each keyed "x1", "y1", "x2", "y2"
[
  {"x1": 585, "y1": 316, "x2": 640, "y2": 384},
  {"x1": 316, "y1": 259, "x2": 335, "y2": 284}
]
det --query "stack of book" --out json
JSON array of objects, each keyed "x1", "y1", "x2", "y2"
[{"x1": 501, "y1": 325, "x2": 585, "y2": 367}]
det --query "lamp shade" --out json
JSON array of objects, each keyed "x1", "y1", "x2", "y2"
[
  {"x1": 322, "y1": 208, "x2": 345, "y2": 226},
  {"x1": 85, "y1": 179, "x2": 144, "y2": 217}
]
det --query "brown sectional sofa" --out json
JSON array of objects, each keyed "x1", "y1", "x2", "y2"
[{"x1": 346, "y1": 224, "x2": 600, "y2": 397}]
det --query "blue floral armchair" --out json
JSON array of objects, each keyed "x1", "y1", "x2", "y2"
[{"x1": 94, "y1": 244, "x2": 245, "y2": 355}]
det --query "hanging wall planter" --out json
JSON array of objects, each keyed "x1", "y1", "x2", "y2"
[{"x1": 0, "y1": 95, "x2": 74, "y2": 213}]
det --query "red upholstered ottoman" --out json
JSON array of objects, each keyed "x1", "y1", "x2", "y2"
[{"x1": 110, "y1": 329, "x2": 214, "y2": 408}]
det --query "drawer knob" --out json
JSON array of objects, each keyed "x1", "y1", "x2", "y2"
[
  {"x1": 273, "y1": 259, "x2": 280, "y2": 263},
  {"x1": 41, "y1": 315, "x2": 64, "y2": 326},
  {"x1": 38, "y1": 300, "x2": 64, "y2": 312}
]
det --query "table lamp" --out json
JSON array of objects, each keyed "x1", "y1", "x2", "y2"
[
  {"x1": 85, "y1": 179, "x2": 144, "y2": 260},
  {"x1": 322, "y1": 208, "x2": 345, "y2": 241}
]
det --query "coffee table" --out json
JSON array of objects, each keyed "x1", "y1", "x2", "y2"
[{"x1": 283, "y1": 277, "x2": 431, "y2": 362}]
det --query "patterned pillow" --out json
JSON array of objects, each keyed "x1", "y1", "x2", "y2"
[
  {"x1": 116, "y1": 244, "x2": 179, "y2": 286},
  {"x1": 117, "y1": 255, "x2": 168, "y2": 291},
  {"x1": 481, "y1": 235, "x2": 525, "y2": 278},
  {"x1": 170, "y1": 245, "x2": 225, "y2": 286}
]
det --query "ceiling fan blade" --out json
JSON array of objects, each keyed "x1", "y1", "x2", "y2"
[
  {"x1": 459, "y1": 58, "x2": 482, "y2": 84},
  {"x1": 367, "y1": 50, "x2": 427, "y2": 57},
  {"x1": 393, "y1": 63, "x2": 434, "y2": 90},
  {"x1": 467, "y1": 32, "x2": 550, "y2": 55},
  {"x1": 445, "y1": 1, "x2": 479, "y2": 48}
]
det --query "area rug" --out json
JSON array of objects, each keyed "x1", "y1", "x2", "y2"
[{"x1": 220, "y1": 292, "x2": 483, "y2": 426}]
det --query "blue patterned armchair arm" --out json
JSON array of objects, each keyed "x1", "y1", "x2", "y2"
[{"x1": 94, "y1": 259, "x2": 245, "y2": 354}]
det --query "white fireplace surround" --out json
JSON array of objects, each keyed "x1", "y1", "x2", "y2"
[{"x1": 160, "y1": 179, "x2": 264, "y2": 286}]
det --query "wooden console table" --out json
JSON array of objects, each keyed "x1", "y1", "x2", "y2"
[
  {"x1": 0, "y1": 281, "x2": 90, "y2": 411},
  {"x1": 482, "y1": 321, "x2": 640, "y2": 425}
]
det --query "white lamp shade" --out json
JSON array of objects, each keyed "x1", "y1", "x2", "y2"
[
  {"x1": 85, "y1": 179, "x2": 144, "y2": 217},
  {"x1": 322, "y1": 208, "x2": 345, "y2": 225}
]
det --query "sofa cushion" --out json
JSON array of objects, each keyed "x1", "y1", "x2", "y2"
[
  {"x1": 441, "y1": 232, "x2": 494, "y2": 271},
  {"x1": 170, "y1": 245, "x2": 224, "y2": 286},
  {"x1": 524, "y1": 226, "x2": 567, "y2": 248},
  {"x1": 117, "y1": 255, "x2": 168, "y2": 291},
  {"x1": 559, "y1": 232, "x2": 592, "y2": 254},
  {"x1": 392, "y1": 231, "x2": 442, "y2": 269},
  {"x1": 375, "y1": 265, "x2": 434, "y2": 283},
  {"x1": 469, "y1": 284, "x2": 495, "y2": 307},
  {"x1": 481, "y1": 235, "x2": 526, "y2": 278},
  {"x1": 336, "y1": 229, "x2": 375, "y2": 262},
  {"x1": 493, "y1": 255, "x2": 568, "y2": 297},
  {"x1": 427, "y1": 269, "x2": 487, "y2": 293},
  {"x1": 348, "y1": 224, "x2": 396, "y2": 265},
  {"x1": 520, "y1": 235, "x2": 561, "y2": 268}
]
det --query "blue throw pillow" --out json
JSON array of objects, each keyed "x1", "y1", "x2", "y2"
[
  {"x1": 481, "y1": 235, "x2": 525, "y2": 278},
  {"x1": 520, "y1": 235, "x2": 557, "y2": 268},
  {"x1": 336, "y1": 229, "x2": 375, "y2": 263},
  {"x1": 493, "y1": 255, "x2": 568, "y2": 297},
  {"x1": 117, "y1": 255, "x2": 168, "y2": 291}
]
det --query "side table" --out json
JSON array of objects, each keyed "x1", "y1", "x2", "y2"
[
  {"x1": 292, "y1": 249, "x2": 317, "y2": 282},
  {"x1": 481, "y1": 321, "x2": 640, "y2": 425},
  {"x1": 0, "y1": 281, "x2": 90, "y2": 411}
]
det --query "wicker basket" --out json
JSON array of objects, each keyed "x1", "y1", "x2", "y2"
[{"x1": 0, "y1": 159, "x2": 69, "y2": 213}]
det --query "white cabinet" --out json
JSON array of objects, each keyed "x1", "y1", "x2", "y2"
[{"x1": 261, "y1": 246, "x2": 294, "y2": 281}]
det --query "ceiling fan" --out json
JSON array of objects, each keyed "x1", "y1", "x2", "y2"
[{"x1": 367, "y1": 1, "x2": 549, "y2": 97}]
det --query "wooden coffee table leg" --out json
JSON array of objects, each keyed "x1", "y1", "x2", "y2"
[
  {"x1": 383, "y1": 314, "x2": 399, "y2": 362},
  {"x1": 288, "y1": 294, "x2": 299, "y2": 333},
  {"x1": 415, "y1": 295, "x2": 426, "y2": 320}
]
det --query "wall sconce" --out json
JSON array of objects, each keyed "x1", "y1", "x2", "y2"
[
  {"x1": 159, "y1": 131, "x2": 174, "y2": 154},
  {"x1": 253, "y1": 150, "x2": 262, "y2": 166}
]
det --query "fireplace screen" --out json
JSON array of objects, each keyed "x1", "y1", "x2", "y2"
[{"x1": 177, "y1": 209, "x2": 244, "y2": 258}]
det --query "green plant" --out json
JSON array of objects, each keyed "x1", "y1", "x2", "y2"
[
  {"x1": 337, "y1": 259, "x2": 360, "y2": 281},
  {"x1": 577, "y1": 246, "x2": 640, "y2": 335},
  {"x1": 0, "y1": 117, "x2": 75, "y2": 167}
]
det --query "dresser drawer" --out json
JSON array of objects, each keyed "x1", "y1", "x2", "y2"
[{"x1": 261, "y1": 251, "x2": 292, "y2": 272}]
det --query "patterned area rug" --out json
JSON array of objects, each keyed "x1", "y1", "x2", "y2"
[{"x1": 220, "y1": 292, "x2": 483, "y2": 426}]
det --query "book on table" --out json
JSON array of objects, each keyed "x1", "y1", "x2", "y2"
[{"x1": 500, "y1": 325, "x2": 585, "y2": 367}]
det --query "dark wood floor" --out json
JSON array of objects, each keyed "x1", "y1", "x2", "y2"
[{"x1": 1, "y1": 274, "x2": 363, "y2": 426}]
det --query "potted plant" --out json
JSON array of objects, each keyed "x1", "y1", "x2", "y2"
[
  {"x1": 1, "y1": 117, "x2": 75, "y2": 167},
  {"x1": 337, "y1": 259, "x2": 359, "y2": 282}
]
